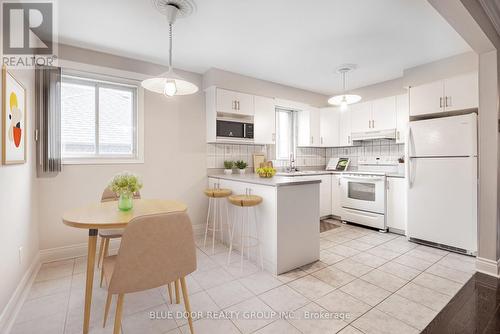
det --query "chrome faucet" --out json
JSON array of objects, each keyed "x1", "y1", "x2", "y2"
[{"x1": 287, "y1": 153, "x2": 298, "y2": 172}]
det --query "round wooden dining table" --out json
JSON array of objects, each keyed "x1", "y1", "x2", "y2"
[{"x1": 62, "y1": 199, "x2": 188, "y2": 334}]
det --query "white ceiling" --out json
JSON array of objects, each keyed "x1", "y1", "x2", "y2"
[{"x1": 57, "y1": 0, "x2": 471, "y2": 95}]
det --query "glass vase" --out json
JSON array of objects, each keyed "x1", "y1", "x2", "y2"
[{"x1": 118, "y1": 193, "x2": 133, "y2": 211}]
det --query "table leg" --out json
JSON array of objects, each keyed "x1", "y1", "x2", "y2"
[{"x1": 83, "y1": 229, "x2": 98, "y2": 334}]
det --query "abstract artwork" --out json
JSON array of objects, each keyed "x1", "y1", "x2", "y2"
[{"x1": 2, "y1": 67, "x2": 26, "y2": 164}]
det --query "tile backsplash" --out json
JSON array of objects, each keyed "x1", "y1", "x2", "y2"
[
  {"x1": 207, "y1": 140, "x2": 404, "y2": 170},
  {"x1": 206, "y1": 143, "x2": 271, "y2": 169},
  {"x1": 325, "y1": 139, "x2": 404, "y2": 167}
]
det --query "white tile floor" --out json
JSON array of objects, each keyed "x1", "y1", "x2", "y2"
[{"x1": 11, "y1": 221, "x2": 476, "y2": 334}]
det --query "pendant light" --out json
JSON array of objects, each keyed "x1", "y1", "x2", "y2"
[
  {"x1": 328, "y1": 64, "x2": 362, "y2": 110},
  {"x1": 141, "y1": 0, "x2": 198, "y2": 96}
]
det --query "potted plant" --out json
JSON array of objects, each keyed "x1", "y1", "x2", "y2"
[
  {"x1": 398, "y1": 156, "x2": 405, "y2": 174},
  {"x1": 109, "y1": 172, "x2": 143, "y2": 211},
  {"x1": 256, "y1": 166, "x2": 276, "y2": 178},
  {"x1": 235, "y1": 160, "x2": 248, "y2": 174},
  {"x1": 224, "y1": 160, "x2": 234, "y2": 175}
]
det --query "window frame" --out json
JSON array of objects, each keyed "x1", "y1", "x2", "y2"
[
  {"x1": 60, "y1": 71, "x2": 144, "y2": 165},
  {"x1": 275, "y1": 107, "x2": 298, "y2": 161}
]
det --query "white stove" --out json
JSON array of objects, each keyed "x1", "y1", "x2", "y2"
[{"x1": 339, "y1": 157, "x2": 399, "y2": 231}]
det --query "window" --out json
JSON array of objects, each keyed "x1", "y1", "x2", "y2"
[
  {"x1": 275, "y1": 108, "x2": 297, "y2": 160},
  {"x1": 61, "y1": 73, "x2": 140, "y2": 163}
]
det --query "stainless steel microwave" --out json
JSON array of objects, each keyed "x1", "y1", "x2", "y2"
[{"x1": 216, "y1": 120, "x2": 254, "y2": 139}]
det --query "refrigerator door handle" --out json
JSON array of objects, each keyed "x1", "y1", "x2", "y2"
[{"x1": 408, "y1": 126, "x2": 415, "y2": 189}]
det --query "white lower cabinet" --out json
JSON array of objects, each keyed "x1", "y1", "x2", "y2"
[
  {"x1": 331, "y1": 174, "x2": 343, "y2": 217},
  {"x1": 386, "y1": 177, "x2": 407, "y2": 233},
  {"x1": 319, "y1": 175, "x2": 332, "y2": 217}
]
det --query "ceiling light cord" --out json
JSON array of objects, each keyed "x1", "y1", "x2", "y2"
[{"x1": 168, "y1": 23, "x2": 173, "y2": 70}]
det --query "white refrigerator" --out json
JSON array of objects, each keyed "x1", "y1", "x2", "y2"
[{"x1": 407, "y1": 113, "x2": 477, "y2": 254}]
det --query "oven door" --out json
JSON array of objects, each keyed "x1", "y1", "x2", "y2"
[{"x1": 340, "y1": 175, "x2": 385, "y2": 214}]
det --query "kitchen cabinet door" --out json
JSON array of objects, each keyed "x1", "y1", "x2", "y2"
[
  {"x1": 396, "y1": 94, "x2": 409, "y2": 144},
  {"x1": 386, "y1": 177, "x2": 406, "y2": 233},
  {"x1": 350, "y1": 102, "x2": 371, "y2": 133},
  {"x1": 254, "y1": 96, "x2": 276, "y2": 144},
  {"x1": 319, "y1": 175, "x2": 332, "y2": 217},
  {"x1": 331, "y1": 174, "x2": 343, "y2": 217},
  {"x1": 371, "y1": 96, "x2": 397, "y2": 131},
  {"x1": 320, "y1": 107, "x2": 340, "y2": 147},
  {"x1": 444, "y1": 72, "x2": 478, "y2": 112},
  {"x1": 409, "y1": 80, "x2": 444, "y2": 116},
  {"x1": 339, "y1": 109, "x2": 353, "y2": 147},
  {"x1": 297, "y1": 107, "x2": 321, "y2": 147},
  {"x1": 216, "y1": 88, "x2": 254, "y2": 116}
]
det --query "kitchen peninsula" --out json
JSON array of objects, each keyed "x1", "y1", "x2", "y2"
[{"x1": 208, "y1": 174, "x2": 321, "y2": 274}]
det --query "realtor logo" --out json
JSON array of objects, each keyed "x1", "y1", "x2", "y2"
[{"x1": 2, "y1": 1, "x2": 57, "y2": 67}]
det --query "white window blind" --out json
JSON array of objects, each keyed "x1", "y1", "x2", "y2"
[{"x1": 61, "y1": 74, "x2": 138, "y2": 162}]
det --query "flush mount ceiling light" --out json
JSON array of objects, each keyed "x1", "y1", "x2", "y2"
[
  {"x1": 141, "y1": 0, "x2": 198, "y2": 97},
  {"x1": 328, "y1": 64, "x2": 362, "y2": 110}
]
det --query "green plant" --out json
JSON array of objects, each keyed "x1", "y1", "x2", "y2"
[
  {"x1": 256, "y1": 167, "x2": 276, "y2": 178},
  {"x1": 109, "y1": 172, "x2": 143, "y2": 195},
  {"x1": 235, "y1": 160, "x2": 248, "y2": 169},
  {"x1": 224, "y1": 160, "x2": 234, "y2": 169}
]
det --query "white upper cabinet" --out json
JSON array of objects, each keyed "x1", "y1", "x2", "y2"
[
  {"x1": 409, "y1": 71, "x2": 478, "y2": 117},
  {"x1": 320, "y1": 107, "x2": 340, "y2": 147},
  {"x1": 409, "y1": 80, "x2": 444, "y2": 116},
  {"x1": 371, "y1": 96, "x2": 397, "y2": 131},
  {"x1": 298, "y1": 107, "x2": 321, "y2": 147},
  {"x1": 396, "y1": 94, "x2": 409, "y2": 144},
  {"x1": 443, "y1": 72, "x2": 479, "y2": 113},
  {"x1": 216, "y1": 88, "x2": 255, "y2": 116},
  {"x1": 254, "y1": 96, "x2": 276, "y2": 145},
  {"x1": 339, "y1": 109, "x2": 353, "y2": 146},
  {"x1": 350, "y1": 102, "x2": 372, "y2": 133}
]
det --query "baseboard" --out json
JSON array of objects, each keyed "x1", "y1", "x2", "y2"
[
  {"x1": 0, "y1": 253, "x2": 41, "y2": 334},
  {"x1": 39, "y1": 239, "x2": 122, "y2": 263},
  {"x1": 476, "y1": 256, "x2": 500, "y2": 277}
]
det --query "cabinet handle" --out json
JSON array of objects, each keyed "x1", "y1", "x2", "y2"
[
  {"x1": 368, "y1": 120, "x2": 371, "y2": 128},
  {"x1": 372, "y1": 120, "x2": 375, "y2": 128},
  {"x1": 272, "y1": 133, "x2": 276, "y2": 142},
  {"x1": 439, "y1": 97, "x2": 443, "y2": 108},
  {"x1": 232, "y1": 100, "x2": 236, "y2": 110},
  {"x1": 348, "y1": 135, "x2": 351, "y2": 143},
  {"x1": 396, "y1": 131, "x2": 400, "y2": 140},
  {"x1": 237, "y1": 101, "x2": 240, "y2": 110},
  {"x1": 446, "y1": 96, "x2": 451, "y2": 107}
]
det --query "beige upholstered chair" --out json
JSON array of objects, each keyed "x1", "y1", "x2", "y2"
[
  {"x1": 98, "y1": 188, "x2": 141, "y2": 281},
  {"x1": 102, "y1": 212, "x2": 197, "y2": 334}
]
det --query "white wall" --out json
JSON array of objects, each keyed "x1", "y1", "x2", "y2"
[{"x1": 0, "y1": 68, "x2": 39, "y2": 320}]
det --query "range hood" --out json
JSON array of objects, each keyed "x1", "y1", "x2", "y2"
[{"x1": 351, "y1": 129, "x2": 397, "y2": 141}]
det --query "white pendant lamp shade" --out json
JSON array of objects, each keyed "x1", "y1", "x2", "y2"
[
  {"x1": 141, "y1": 70, "x2": 198, "y2": 96},
  {"x1": 328, "y1": 64, "x2": 361, "y2": 108},
  {"x1": 141, "y1": 1, "x2": 198, "y2": 97},
  {"x1": 327, "y1": 94, "x2": 362, "y2": 106}
]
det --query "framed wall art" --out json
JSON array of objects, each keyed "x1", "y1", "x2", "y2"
[{"x1": 2, "y1": 66, "x2": 27, "y2": 164}]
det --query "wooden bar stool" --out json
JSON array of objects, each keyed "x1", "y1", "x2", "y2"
[
  {"x1": 227, "y1": 193, "x2": 264, "y2": 271},
  {"x1": 203, "y1": 184, "x2": 232, "y2": 254}
]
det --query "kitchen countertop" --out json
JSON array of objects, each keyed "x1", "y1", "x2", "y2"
[
  {"x1": 276, "y1": 170, "x2": 406, "y2": 178},
  {"x1": 208, "y1": 173, "x2": 322, "y2": 187}
]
